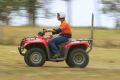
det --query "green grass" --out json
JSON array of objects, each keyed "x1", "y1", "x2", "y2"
[
  {"x1": 0, "y1": 45, "x2": 120, "y2": 80},
  {"x1": 0, "y1": 26, "x2": 120, "y2": 47},
  {"x1": 0, "y1": 26, "x2": 120, "y2": 80}
]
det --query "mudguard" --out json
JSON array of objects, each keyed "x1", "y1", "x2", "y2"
[
  {"x1": 21, "y1": 37, "x2": 48, "y2": 48},
  {"x1": 64, "y1": 40, "x2": 90, "y2": 48}
]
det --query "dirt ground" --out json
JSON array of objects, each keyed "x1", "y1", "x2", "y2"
[{"x1": 0, "y1": 45, "x2": 120, "y2": 80}]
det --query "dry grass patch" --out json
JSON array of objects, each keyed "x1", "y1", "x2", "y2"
[{"x1": 0, "y1": 45, "x2": 120, "y2": 80}]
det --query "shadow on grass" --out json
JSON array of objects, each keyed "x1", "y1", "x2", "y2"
[{"x1": 43, "y1": 65, "x2": 69, "y2": 68}]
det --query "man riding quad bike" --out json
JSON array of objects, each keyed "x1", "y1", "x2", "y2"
[
  {"x1": 45, "y1": 13, "x2": 72, "y2": 59},
  {"x1": 18, "y1": 13, "x2": 94, "y2": 68}
]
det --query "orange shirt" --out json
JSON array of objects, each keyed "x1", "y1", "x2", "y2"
[{"x1": 60, "y1": 20, "x2": 71, "y2": 34}]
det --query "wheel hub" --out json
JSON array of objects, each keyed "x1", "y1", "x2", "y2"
[
  {"x1": 30, "y1": 52, "x2": 42, "y2": 64},
  {"x1": 73, "y1": 53, "x2": 85, "y2": 65}
]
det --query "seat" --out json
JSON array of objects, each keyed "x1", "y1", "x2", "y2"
[{"x1": 58, "y1": 38, "x2": 72, "y2": 46}]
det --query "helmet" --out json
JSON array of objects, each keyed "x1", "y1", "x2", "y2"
[{"x1": 57, "y1": 13, "x2": 66, "y2": 19}]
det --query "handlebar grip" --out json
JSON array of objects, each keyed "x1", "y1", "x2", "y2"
[
  {"x1": 52, "y1": 32, "x2": 56, "y2": 35},
  {"x1": 43, "y1": 29, "x2": 47, "y2": 32}
]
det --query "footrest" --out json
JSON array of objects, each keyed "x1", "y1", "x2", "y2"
[{"x1": 50, "y1": 58, "x2": 64, "y2": 61}]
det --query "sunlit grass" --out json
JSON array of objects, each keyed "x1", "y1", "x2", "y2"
[
  {"x1": 0, "y1": 26, "x2": 120, "y2": 80},
  {"x1": 0, "y1": 45, "x2": 120, "y2": 80},
  {"x1": 0, "y1": 26, "x2": 120, "y2": 47}
]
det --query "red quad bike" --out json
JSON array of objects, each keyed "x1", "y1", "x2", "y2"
[{"x1": 18, "y1": 14, "x2": 94, "y2": 68}]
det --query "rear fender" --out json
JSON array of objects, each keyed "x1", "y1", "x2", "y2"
[
  {"x1": 64, "y1": 41, "x2": 90, "y2": 49},
  {"x1": 64, "y1": 43, "x2": 89, "y2": 59}
]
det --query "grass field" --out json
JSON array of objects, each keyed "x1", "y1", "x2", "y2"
[
  {"x1": 0, "y1": 26, "x2": 120, "y2": 80},
  {"x1": 0, "y1": 45, "x2": 120, "y2": 80},
  {"x1": 0, "y1": 26, "x2": 120, "y2": 48}
]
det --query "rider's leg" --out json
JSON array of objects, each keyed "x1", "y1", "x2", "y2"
[{"x1": 48, "y1": 35, "x2": 68, "y2": 58}]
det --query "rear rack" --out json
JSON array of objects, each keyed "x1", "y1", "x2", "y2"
[
  {"x1": 77, "y1": 39, "x2": 93, "y2": 53},
  {"x1": 77, "y1": 13, "x2": 94, "y2": 53}
]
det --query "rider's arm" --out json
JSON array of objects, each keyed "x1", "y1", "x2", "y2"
[
  {"x1": 46, "y1": 29, "x2": 55, "y2": 32},
  {"x1": 53, "y1": 28, "x2": 62, "y2": 34},
  {"x1": 46, "y1": 28, "x2": 62, "y2": 34}
]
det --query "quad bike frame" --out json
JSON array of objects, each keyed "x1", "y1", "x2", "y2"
[{"x1": 18, "y1": 14, "x2": 94, "y2": 67}]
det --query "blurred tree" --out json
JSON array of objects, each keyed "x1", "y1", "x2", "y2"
[
  {"x1": 0, "y1": 0, "x2": 53, "y2": 26},
  {"x1": 24, "y1": 0, "x2": 38, "y2": 25},
  {"x1": 17, "y1": 0, "x2": 54, "y2": 26},
  {"x1": 0, "y1": 0, "x2": 24, "y2": 25},
  {"x1": 24, "y1": 0, "x2": 53, "y2": 25},
  {"x1": 12, "y1": 0, "x2": 41, "y2": 26},
  {"x1": 0, "y1": 0, "x2": 14, "y2": 25},
  {"x1": 101, "y1": 0, "x2": 120, "y2": 29},
  {"x1": 43, "y1": 0, "x2": 54, "y2": 18}
]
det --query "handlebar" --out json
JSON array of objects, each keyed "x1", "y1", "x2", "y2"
[
  {"x1": 38, "y1": 29, "x2": 46, "y2": 36},
  {"x1": 43, "y1": 29, "x2": 47, "y2": 33},
  {"x1": 38, "y1": 29, "x2": 55, "y2": 36}
]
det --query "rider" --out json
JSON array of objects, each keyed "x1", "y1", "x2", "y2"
[{"x1": 46, "y1": 13, "x2": 72, "y2": 58}]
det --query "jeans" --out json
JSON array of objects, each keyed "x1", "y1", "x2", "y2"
[{"x1": 48, "y1": 35, "x2": 68, "y2": 54}]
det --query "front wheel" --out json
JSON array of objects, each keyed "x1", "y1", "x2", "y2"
[
  {"x1": 24, "y1": 48, "x2": 46, "y2": 67},
  {"x1": 65, "y1": 49, "x2": 89, "y2": 68}
]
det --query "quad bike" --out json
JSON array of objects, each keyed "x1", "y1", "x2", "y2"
[{"x1": 18, "y1": 14, "x2": 94, "y2": 68}]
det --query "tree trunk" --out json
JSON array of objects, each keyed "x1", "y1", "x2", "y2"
[
  {"x1": 115, "y1": 18, "x2": 120, "y2": 29},
  {"x1": 28, "y1": 0, "x2": 37, "y2": 26},
  {"x1": 28, "y1": 12, "x2": 36, "y2": 26},
  {"x1": 6, "y1": 18, "x2": 9, "y2": 25}
]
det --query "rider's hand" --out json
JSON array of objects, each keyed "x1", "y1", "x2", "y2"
[{"x1": 43, "y1": 29, "x2": 47, "y2": 32}]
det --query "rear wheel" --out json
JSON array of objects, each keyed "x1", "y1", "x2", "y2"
[
  {"x1": 65, "y1": 49, "x2": 89, "y2": 68},
  {"x1": 24, "y1": 48, "x2": 46, "y2": 67}
]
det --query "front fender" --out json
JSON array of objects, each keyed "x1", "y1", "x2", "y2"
[
  {"x1": 23, "y1": 39, "x2": 48, "y2": 48},
  {"x1": 18, "y1": 39, "x2": 48, "y2": 56}
]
